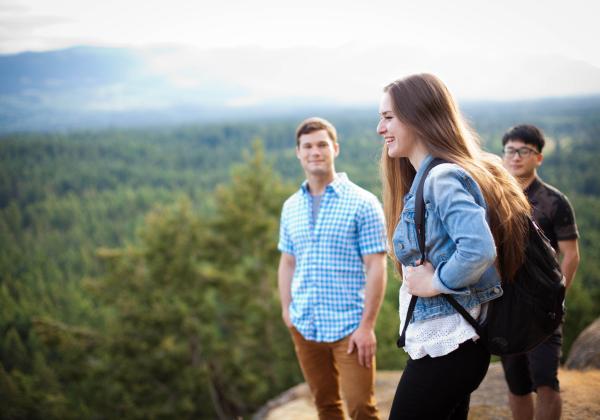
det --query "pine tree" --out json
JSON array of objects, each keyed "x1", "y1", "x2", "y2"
[
  {"x1": 2, "y1": 327, "x2": 28, "y2": 372},
  {"x1": 0, "y1": 362, "x2": 27, "y2": 420},
  {"x1": 86, "y1": 140, "x2": 300, "y2": 419}
]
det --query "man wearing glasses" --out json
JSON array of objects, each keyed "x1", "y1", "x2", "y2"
[{"x1": 500, "y1": 124, "x2": 580, "y2": 420}]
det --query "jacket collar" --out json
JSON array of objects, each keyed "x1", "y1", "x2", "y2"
[{"x1": 408, "y1": 154, "x2": 434, "y2": 197}]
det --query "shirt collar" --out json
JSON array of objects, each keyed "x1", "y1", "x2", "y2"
[
  {"x1": 524, "y1": 175, "x2": 542, "y2": 200},
  {"x1": 301, "y1": 173, "x2": 349, "y2": 197}
]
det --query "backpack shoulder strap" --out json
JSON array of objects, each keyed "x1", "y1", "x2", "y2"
[
  {"x1": 397, "y1": 157, "x2": 446, "y2": 348},
  {"x1": 414, "y1": 157, "x2": 446, "y2": 262},
  {"x1": 418, "y1": 159, "x2": 484, "y2": 336}
]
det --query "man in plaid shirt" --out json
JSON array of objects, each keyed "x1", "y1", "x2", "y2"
[{"x1": 278, "y1": 117, "x2": 387, "y2": 419}]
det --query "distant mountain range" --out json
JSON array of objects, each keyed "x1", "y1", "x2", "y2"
[{"x1": 1, "y1": 45, "x2": 600, "y2": 133}]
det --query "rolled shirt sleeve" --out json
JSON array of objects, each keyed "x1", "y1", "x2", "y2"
[
  {"x1": 357, "y1": 198, "x2": 387, "y2": 257},
  {"x1": 278, "y1": 202, "x2": 295, "y2": 255}
]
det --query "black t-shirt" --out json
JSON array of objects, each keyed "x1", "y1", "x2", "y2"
[{"x1": 524, "y1": 177, "x2": 579, "y2": 251}]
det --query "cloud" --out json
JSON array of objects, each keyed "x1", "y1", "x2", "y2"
[
  {"x1": 0, "y1": 9, "x2": 73, "y2": 53},
  {"x1": 137, "y1": 44, "x2": 600, "y2": 104},
  {"x1": 0, "y1": 3, "x2": 28, "y2": 13}
]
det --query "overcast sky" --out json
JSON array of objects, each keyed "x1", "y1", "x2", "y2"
[
  {"x1": 2, "y1": 0, "x2": 600, "y2": 102},
  {"x1": 1, "y1": 0, "x2": 598, "y2": 65}
]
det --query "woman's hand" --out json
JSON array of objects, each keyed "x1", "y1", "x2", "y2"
[{"x1": 404, "y1": 260, "x2": 440, "y2": 297}]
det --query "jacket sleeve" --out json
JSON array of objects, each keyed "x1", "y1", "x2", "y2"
[{"x1": 425, "y1": 165, "x2": 497, "y2": 294}]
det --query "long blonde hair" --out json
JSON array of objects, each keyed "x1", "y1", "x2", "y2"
[{"x1": 381, "y1": 73, "x2": 530, "y2": 281}]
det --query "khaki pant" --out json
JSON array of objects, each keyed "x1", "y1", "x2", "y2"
[{"x1": 289, "y1": 327, "x2": 380, "y2": 420}]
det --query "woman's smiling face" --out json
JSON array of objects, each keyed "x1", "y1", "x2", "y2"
[{"x1": 377, "y1": 91, "x2": 418, "y2": 159}]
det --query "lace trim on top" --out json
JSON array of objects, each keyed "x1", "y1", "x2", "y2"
[{"x1": 399, "y1": 277, "x2": 483, "y2": 359}]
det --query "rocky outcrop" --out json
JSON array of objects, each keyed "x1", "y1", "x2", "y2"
[
  {"x1": 257, "y1": 363, "x2": 600, "y2": 419},
  {"x1": 566, "y1": 317, "x2": 600, "y2": 370}
]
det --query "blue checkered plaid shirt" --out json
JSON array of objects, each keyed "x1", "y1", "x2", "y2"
[{"x1": 278, "y1": 173, "x2": 386, "y2": 342}]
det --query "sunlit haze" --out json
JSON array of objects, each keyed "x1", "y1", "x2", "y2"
[{"x1": 2, "y1": 0, "x2": 600, "y2": 103}]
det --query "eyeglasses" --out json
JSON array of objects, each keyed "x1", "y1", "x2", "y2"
[{"x1": 503, "y1": 147, "x2": 540, "y2": 158}]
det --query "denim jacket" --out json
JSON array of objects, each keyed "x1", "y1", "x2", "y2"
[{"x1": 393, "y1": 154, "x2": 503, "y2": 323}]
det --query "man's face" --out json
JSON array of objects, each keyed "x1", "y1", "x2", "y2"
[
  {"x1": 502, "y1": 139, "x2": 543, "y2": 179},
  {"x1": 296, "y1": 129, "x2": 339, "y2": 178}
]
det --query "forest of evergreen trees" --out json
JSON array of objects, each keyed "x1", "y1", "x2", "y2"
[{"x1": 1, "y1": 98, "x2": 599, "y2": 418}]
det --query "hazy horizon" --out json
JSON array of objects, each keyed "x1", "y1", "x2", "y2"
[{"x1": 2, "y1": 0, "x2": 600, "y2": 130}]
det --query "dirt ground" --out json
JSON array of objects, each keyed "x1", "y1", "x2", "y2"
[{"x1": 261, "y1": 363, "x2": 600, "y2": 419}]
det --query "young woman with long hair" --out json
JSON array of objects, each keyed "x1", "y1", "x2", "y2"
[{"x1": 376, "y1": 73, "x2": 530, "y2": 419}]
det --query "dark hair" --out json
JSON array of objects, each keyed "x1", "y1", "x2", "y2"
[
  {"x1": 295, "y1": 117, "x2": 337, "y2": 147},
  {"x1": 502, "y1": 124, "x2": 545, "y2": 152}
]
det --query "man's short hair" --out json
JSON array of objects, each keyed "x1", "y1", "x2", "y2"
[
  {"x1": 295, "y1": 117, "x2": 338, "y2": 147},
  {"x1": 502, "y1": 124, "x2": 545, "y2": 152}
]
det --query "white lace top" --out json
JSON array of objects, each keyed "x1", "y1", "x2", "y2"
[{"x1": 399, "y1": 271, "x2": 484, "y2": 359}]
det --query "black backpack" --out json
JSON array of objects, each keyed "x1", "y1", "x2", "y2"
[{"x1": 397, "y1": 158, "x2": 566, "y2": 356}]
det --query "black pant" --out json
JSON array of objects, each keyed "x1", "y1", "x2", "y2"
[{"x1": 389, "y1": 339, "x2": 490, "y2": 420}]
